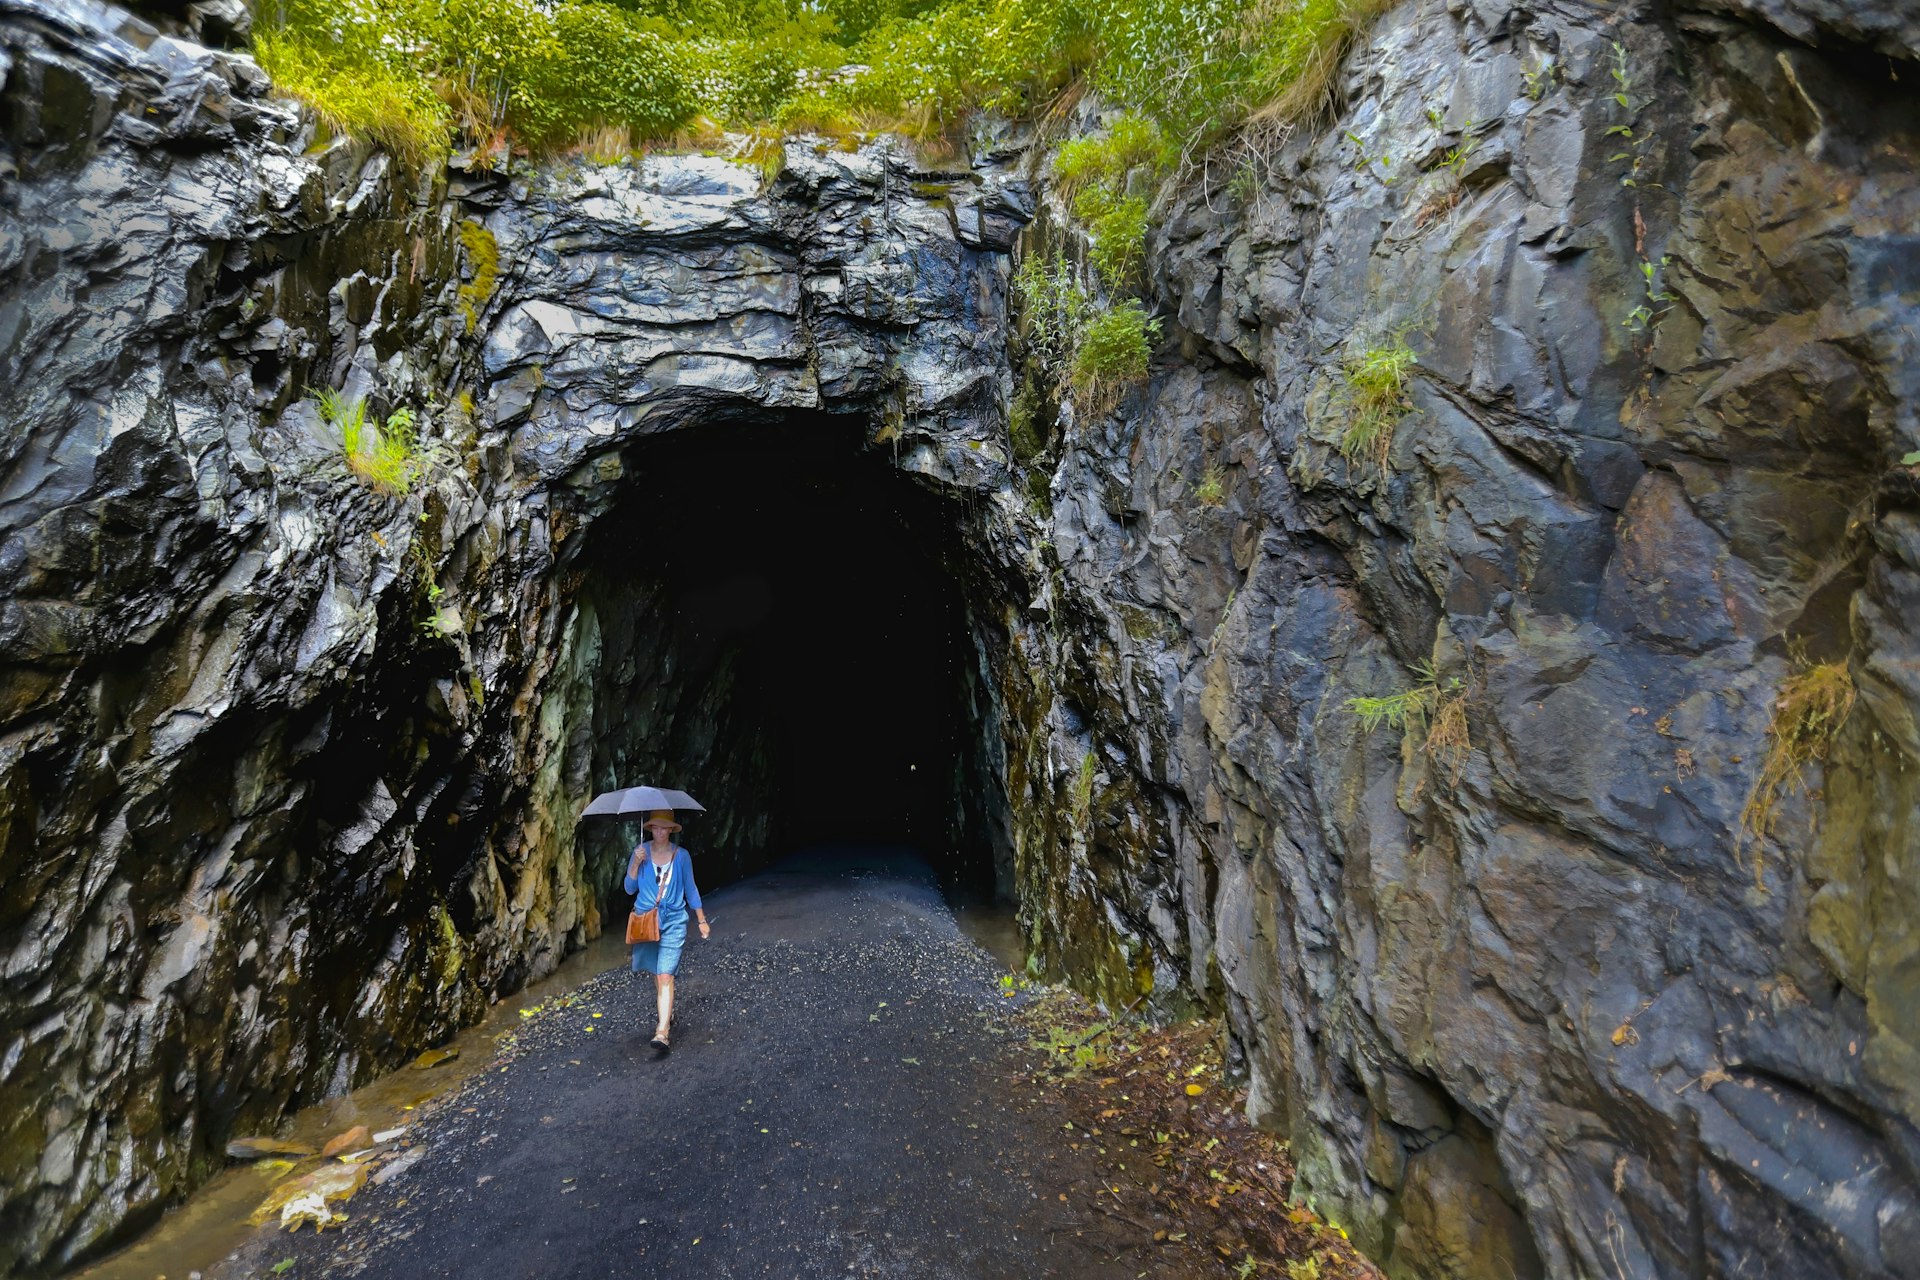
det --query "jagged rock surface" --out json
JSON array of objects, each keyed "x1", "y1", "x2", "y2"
[
  {"x1": 1009, "y1": 1, "x2": 1920, "y2": 1277},
  {"x1": 2, "y1": 0, "x2": 1917, "y2": 1276}
]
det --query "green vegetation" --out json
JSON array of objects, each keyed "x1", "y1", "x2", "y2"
[
  {"x1": 1071, "y1": 749, "x2": 1098, "y2": 832},
  {"x1": 316, "y1": 388, "x2": 432, "y2": 495},
  {"x1": 1014, "y1": 251, "x2": 1089, "y2": 369},
  {"x1": 1072, "y1": 301, "x2": 1159, "y2": 403},
  {"x1": 1348, "y1": 661, "x2": 1470, "y2": 780},
  {"x1": 1339, "y1": 335, "x2": 1416, "y2": 468},
  {"x1": 254, "y1": 25, "x2": 452, "y2": 163},
  {"x1": 1623, "y1": 254, "x2": 1675, "y2": 334},
  {"x1": 1739, "y1": 658, "x2": 1856, "y2": 891},
  {"x1": 255, "y1": 0, "x2": 1393, "y2": 163},
  {"x1": 1522, "y1": 57, "x2": 1556, "y2": 101},
  {"x1": 1193, "y1": 463, "x2": 1226, "y2": 506},
  {"x1": 456, "y1": 220, "x2": 499, "y2": 333},
  {"x1": 1073, "y1": 184, "x2": 1151, "y2": 288}
]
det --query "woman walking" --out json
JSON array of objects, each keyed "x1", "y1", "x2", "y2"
[{"x1": 625, "y1": 809, "x2": 710, "y2": 1050}]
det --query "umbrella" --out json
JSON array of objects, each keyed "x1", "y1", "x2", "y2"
[{"x1": 580, "y1": 785, "x2": 706, "y2": 818}]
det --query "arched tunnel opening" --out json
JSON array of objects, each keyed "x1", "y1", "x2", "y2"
[{"x1": 567, "y1": 415, "x2": 1014, "y2": 928}]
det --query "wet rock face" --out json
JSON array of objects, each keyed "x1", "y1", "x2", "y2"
[
  {"x1": 3, "y1": 0, "x2": 1918, "y2": 1276},
  {"x1": 1015, "y1": 1, "x2": 1920, "y2": 1277},
  {"x1": 0, "y1": 0, "x2": 1019, "y2": 1268}
]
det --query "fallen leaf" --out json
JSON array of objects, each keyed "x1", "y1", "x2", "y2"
[
  {"x1": 272, "y1": 1259, "x2": 296, "y2": 1274},
  {"x1": 318, "y1": 1128, "x2": 366, "y2": 1159},
  {"x1": 411, "y1": 1047, "x2": 459, "y2": 1070},
  {"x1": 1185, "y1": 1084, "x2": 1206, "y2": 1097}
]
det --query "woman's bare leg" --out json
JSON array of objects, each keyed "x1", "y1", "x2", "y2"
[{"x1": 655, "y1": 974, "x2": 675, "y2": 1038}]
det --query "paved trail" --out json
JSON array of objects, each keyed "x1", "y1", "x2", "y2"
[{"x1": 251, "y1": 852, "x2": 1173, "y2": 1279}]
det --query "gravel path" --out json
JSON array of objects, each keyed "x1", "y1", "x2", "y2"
[{"x1": 245, "y1": 851, "x2": 1171, "y2": 1279}]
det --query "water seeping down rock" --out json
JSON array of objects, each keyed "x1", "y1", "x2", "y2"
[{"x1": 0, "y1": 0, "x2": 1916, "y2": 1276}]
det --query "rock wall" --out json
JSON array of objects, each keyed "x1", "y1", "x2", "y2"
[{"x1": 1008, "y1": 0, "x2": 1920, "y2": 1276}]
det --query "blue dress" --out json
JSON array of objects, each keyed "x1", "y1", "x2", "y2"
[{"x1": 625, "y1": 846, "x2": 702, "y2": 976}]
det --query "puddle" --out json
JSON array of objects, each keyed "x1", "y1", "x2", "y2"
[
  {"x1": 72, "y1": 932, "x2": 628, "y2": 1280},
  {"x1": 948, "y1": 891, "x2": 1026, "y2": 973}
]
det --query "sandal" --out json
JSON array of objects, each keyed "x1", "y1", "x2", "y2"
[{"x1": 651, "y1": 1027, "x2": 671, "y2": 1051}]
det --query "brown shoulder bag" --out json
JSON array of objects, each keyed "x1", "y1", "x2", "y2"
[{"x1": 626, "y1": 852, "x2": 668, "y2": 944}]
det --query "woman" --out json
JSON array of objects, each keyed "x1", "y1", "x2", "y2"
[{"x1": 624, "y1": 809, "x2": 710, "y2": 1050}]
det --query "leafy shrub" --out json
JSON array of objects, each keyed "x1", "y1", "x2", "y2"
[
  {"x1": 1013, "y1": 250, "x2": 1089, "y2": 377},
  {"x1": 1073, "y1": 184, "x2": 1150, "y2": 289},
  {"x1": 508, "y1": 4, "x2": 701, "y2": 147},
  {"x1": 1072, "y1": 300, "x2": 1159, "y2": 398}
]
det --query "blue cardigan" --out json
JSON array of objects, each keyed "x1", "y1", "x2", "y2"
[{"x1": 624, "y1": 846, "x2": 703, "y2": 916}]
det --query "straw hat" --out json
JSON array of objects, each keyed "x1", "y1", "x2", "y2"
[{"x1": 642, "y1": 809, "x2": 681, "y2": 833}]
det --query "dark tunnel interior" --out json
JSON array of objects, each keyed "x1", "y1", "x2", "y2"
[{"x1": 572, "y1": 416, "x2": 1009, "y2": 922}]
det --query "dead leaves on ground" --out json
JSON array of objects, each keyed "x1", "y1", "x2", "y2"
[{"x1": 1014, "y1": 989, "x2": 1381, "y2": 1280}]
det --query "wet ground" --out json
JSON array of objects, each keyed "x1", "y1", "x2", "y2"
[
  {"x1": 76, "y1": 934, "x2": 632, "y2": 1280},
  {"x1": 212, "y1": 851, "x2": 1181, "y2": 1279}
]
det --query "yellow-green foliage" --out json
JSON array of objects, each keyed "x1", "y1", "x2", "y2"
[
  {"x1": 1348, "y1": 661, "x2": 1470, "y2": 780},
  {"x1": 255, "y1": 0, "x2": 1391, "y2": 159},
  {"x1": 1340, "y1": 336, "x2": 1416, "y2": 468},
  {"x1": 1193, "y1": 463, "x2": 1226, "y2": 506},
  {"x1": 1740, "y1": 659, "x2": 1856, "y2": 890},
  {"x1": 1051, "y1": 112, "x2": 1173, "y2": 290},
  {"x1": 317, "y1": 388, "x2": 429, "y2": 495},
  {"x1": 432, "y1": 904, "x2": 464, "y2": 991},
  {"x1": 1013, "y1": 250, "x2": 1090, "y2": 377},
  {"x1": 1073, "y1": 301, "x2": 1159, "y2": 398},
  {"x1": 1071, "y1": 750, "x2": 1098, "y2": 831},
  {"x1": 456, "y1": 220, "x2": 498, "y2": 333},
  {"x1": 1072, "y1": 184, "x2": 1150, "y2": 289},
  {"x1": 1052, "y1": 112, "x2": 1176, "y2": 198},
  {"x1": 254, "y1": 28, "x2": 451, "y2": 163}
]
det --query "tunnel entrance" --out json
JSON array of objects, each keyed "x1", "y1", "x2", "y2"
[{"x1": 571, "y1": 416, "x2": 1009, "y2": 924}]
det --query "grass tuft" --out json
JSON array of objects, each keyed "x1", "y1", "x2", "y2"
[
  {"x1": 1738, "y1": 659, "x2": 1856, "y2": 891},
  {"x1": 1348, "y1": 660, "x2": 1471, "y2": 781},
  {"x1": 252, "y1": 0, "x2": 1394, "y2": 170},
  {"x1": 253, "y1": 30, "x2": 451, "y2": 164},
  {"x1": 316, "y1": 388, "x2": 431, "y2": 496},
  {"x1": 1193, "y1": 463, "x2": 1226, "y2": 506},
  {"x1": 1339, "y1": 335, "x2": 1417, "y2": 469}
]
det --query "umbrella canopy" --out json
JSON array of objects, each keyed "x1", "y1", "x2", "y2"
[{"x1": 580, "y1": 785, "x2": 706, "y2": 817}]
